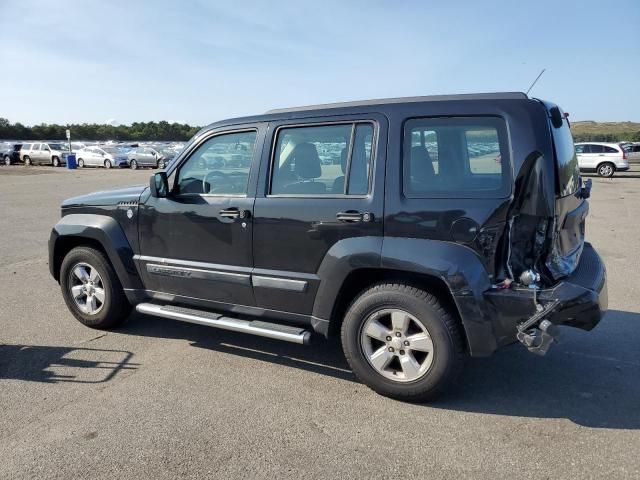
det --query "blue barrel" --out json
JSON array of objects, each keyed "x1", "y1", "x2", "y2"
[{"x1": 65, "y1": 153, "x2": 77, "y2": 169}]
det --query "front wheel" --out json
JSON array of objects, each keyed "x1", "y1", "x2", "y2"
[
  {"x1": 4, "y1": 156, "x2": 10, "y2": 166},
  {"x1": 341, "y1": 283, "x2": 465, "y2": 401},
  {"x1": 24, "y1": 156, "x2": 31, "y2": 166},
  {"x1": 597, "y1": 162, "x2": 615, "y2": 178},
  {"x1": 59, "y1": 246, "x2": 131, "y2": 329},
  {"x1": 157, "y1": 158, "x2": 166, "y2": 169},
  {"x1": 130, "y1": 159, "x2": 138, "y2": 170},
  {"x1": 104, "y1": 159, "x2": 112, "y2": 169},
  {"x1": 77, "y1": 158, "x2": 85, "y2": 168},
  {"x1": 52, "y1": 156, "x2": 60, "y2": 167}
]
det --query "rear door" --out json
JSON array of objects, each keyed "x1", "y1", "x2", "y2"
[{"x1": 252, "y1": 114, "x2": 386, "y2": 315}]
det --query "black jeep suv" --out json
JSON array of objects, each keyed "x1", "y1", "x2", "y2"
[{"x1": 49, "y1": 93, "x2": 607, "y2": 401}]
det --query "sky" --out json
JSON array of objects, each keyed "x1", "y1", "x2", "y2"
[{"x1": 1, "y1": 0, "x2": 639, "y2": 126}]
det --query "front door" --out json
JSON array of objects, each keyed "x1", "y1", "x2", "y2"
[
  {"x1": 137, "y1": 126, "x2": 264, "y2": 308},
  {"x1": 252, "y1": 115, "x2": 386, "y2": 315}
]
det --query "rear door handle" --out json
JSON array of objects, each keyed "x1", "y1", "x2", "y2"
[
  {"x1": 219, "y1": 208, "x2": 250, "y2": 219},
  {"x1": 336, "y1": 211, "x2": 373, "y2": 223}
]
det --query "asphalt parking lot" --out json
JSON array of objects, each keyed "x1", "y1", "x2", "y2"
[{"x1": 1, "y1": 165, "x2": 639, "y2": 479}]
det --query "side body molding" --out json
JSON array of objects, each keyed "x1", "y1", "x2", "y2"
[
  {"x1": 49, "y1": 214, "x2": 143, "y2": 290},
  {"x1": 380, "y1": 237, "x2": 496, "y2": 356}
]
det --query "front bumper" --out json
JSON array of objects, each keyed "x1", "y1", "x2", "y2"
[{"x1": 485, "y1": 242, "x2": 607, "y2": 350}]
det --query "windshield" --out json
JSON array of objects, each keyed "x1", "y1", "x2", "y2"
[{"x1": 550, "y1": 112, "x2": 581, "y2": 197}]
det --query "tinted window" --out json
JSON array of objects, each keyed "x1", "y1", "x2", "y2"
[
  {"x1": 604, "y1": 146, "x2": 619, "y2": 153},
  {"x1": 403, "y1": 117, "x2": 509, "y2": 198},
  {"x1": 589, "y1": 144, "x2": 604, "y2": 153},
  {"x1": 575, "y1": 144, "x2": 585, "y2": 154},
  {"x1": 177, "y1": 131, "x2": 256, "y2": 195},
  {"x1": 270, "y1": 123, "x2": 374, "y2": 196}
]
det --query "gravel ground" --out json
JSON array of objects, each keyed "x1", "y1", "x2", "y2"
[{"x1": 0, "y1": 165, "x2": 639, "y2": 479}]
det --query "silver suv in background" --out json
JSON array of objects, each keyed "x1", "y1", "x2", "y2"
[
  {"x1": 574, "y1": 142, "x2": 629, "y2": 177},
  {"x1": 76, "y1": 146, "x2": 129, "y2": 168},
  {"x1": 127, "y1": 146, "x2": 169, "y2": 169},
  {"x1": 20, "y1": 142, "x2": 67, "y2": 166},
  {"x1": 623, "y1": 143, "x2": 640, "y2": 163}
]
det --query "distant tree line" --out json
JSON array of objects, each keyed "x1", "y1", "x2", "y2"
[
  {"x1": 571, "y1": 131, "x2": 640, "y2": 142},
  {"x1": 0, "y1": 118, "x2": 202, "y2": 141}
]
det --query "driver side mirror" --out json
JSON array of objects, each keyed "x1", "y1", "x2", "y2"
[{"x1": 150, "y1": 171, "x2": 169, "y2": 198}]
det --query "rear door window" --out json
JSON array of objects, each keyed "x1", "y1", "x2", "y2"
[
  {"x1": 270, "y1": 122, "x2": 374, "y2": 196},
  {"x1": 403, "y1": 117, "x2": 510, "y2": 198},
  {"x1": 589, "y1": 144, "x2": 604, "y2": 154},
  {"x1": 604, "y1": 146, "x2": 619, "y2": 153}
]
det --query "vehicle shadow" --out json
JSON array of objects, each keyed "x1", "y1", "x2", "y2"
[
  {"x1": 121, "y1": 309, "x2": 640, "y2": 429},
  {"x1": 0, "y1": 344, "x2": 139, "y2": 384}
]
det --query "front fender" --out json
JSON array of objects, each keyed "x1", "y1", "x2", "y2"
[
  {"x1": 49, "y1": 214, "x2": 143, "y2": 290},
  {"x1": 381, "y1": 237, "x2": 496, "y2": 356}
]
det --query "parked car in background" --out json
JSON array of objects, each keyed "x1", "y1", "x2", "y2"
[
  {"x1": 20, "y1": 142, "x2": 67, "y2": 166},
  {"x1": 76, "y1": 146, "x2": 129, "y2": 168},
  {"x1": 624, "y1": 143, "x2": 640, "y2": 163},
  {"x1": 127, "y1": 146, "x2": 170, "y2": 169},
  {"x1": 71, "y1": 142, "x2": 87, "y2": 152},
  {"x1": 574, "y1": 142, "x2": 629, "y2": 177},
  {"x1": 1, "y1": 142, "x2": 22, "y2": 165}
]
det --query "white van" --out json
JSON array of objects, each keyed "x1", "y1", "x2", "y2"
[{"x1": 574, "y1": 142, "x2": 629, "y2": 177}]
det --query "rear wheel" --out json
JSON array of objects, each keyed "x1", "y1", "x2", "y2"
[
  {"x1": 157, "y1": 158, "x2": 166, "y2": 169},
  {"x1": 341, "y1": 283, "x2": 465, "y2": 401},
  {"x1": 597, "y1": 162, "x2": 615, "y2": 177},
  {"x1": 60, "y1": 246, "x2": 131, "y2": 329},
  {"x1": 77, "y1": 158, "x2": 85, "y2": 168},
  {"x1": 104, "y1": 159, "x2": 112, "y2": 169},
  {"x1": 130, "y1": 159, "x2": 138, "y2": 170},
  {"x1": 52, "y1": 156, "x2": 60, "y2": 167},
  {"x1": 24, "y1": 156, "x2": 31, "y2": 166},
  {"x1": 4, "y1": 156, "x2": 10, "y2": 166}
]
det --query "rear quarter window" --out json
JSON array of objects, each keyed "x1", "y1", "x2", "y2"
[{"x1": 403, "y1": 117, "x2": 510, "y2": 198}]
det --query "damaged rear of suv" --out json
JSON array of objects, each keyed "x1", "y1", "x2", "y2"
[{"x1": 49, "y1": 93, "x2": 606, "y2": 401}]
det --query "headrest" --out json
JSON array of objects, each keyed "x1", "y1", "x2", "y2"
[{"x1": 290, "y1": 143, "x2": 322, "y2": 179}]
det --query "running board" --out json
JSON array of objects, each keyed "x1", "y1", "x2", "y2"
[{"x1": 135, "y1": 303, "x2": 311, "y2": 345}]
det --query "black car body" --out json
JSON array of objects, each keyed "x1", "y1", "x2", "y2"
[
  {"x1": 48, "y1": 92, "x2": 607, "y2": 400},
  {"x1": 1, "y1": 143, "x2": 22, "y2": 165}
]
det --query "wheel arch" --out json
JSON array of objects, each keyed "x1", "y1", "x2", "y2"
[
  {"x1": 49, "y1": 214, "x2": 142, "y2": 290},
  {"x1": 312, "y1": 237, "x2": 498, "y2": 357}
]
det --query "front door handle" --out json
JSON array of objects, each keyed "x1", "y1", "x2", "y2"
[
  {"x1": 336, "y1": 211, "x2": 373, "y2": 223},
  {"x1": 219, "y1": 208, "x2": 250, "y2": 219}
]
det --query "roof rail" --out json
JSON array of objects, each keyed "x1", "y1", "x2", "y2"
[{"x1": 266, "y1": 92, "x2": 528, "y2": 114}]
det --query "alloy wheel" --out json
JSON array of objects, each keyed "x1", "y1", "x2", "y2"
[
  {"x1": 598, "y1": 164, "x2": 613, "y2": 177},
  {"x1": 68, "y1": 262, "x2": 106, "y2": 315},
  {"x1": 360, "y1": 308, "x2": 435, "y2": 382}
]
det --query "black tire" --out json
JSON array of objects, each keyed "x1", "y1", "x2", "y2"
[
  {"x1": 60, "y1": 246, "x2": 131, "y2": 329},
  {"x1": 4, "y1": 156, "x2": 10, "y2": 166},
  {"x1": 104, "y1": 159, "x2": 112, "y2": 169},
  {"x1": 77, "y1": 158, "x2": 85, "y2": 168},
  {"x1": 157, "y1": 159, "x2": 166, "y2": 169},
  {"x1": 130, "y1": 159, "x2": 137, "y2": 170},
  {"x1": 24, "y1": 156, "x2": 31, "y2": 166},
  {"x1": 52, "y1": 156, "x2": 60, "y2": 167},
  {"x1": 597, "y1": 162, "x2": 615, "y2": 178},
  {"x1": 341, "y1": 283, "x2": 465, "y2": 402}
]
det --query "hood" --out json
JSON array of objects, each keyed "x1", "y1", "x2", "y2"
[{"x1": 62, "y1": 184, "x2": 146, "y2": 208}]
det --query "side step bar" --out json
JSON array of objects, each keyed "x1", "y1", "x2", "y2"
[{"x1": 135, "y1": 303, "x2": 311, "y2": 345}]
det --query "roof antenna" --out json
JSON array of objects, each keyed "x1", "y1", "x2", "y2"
[{"x1": 526, "y1": 68, "x2": 546, "y2": 96}]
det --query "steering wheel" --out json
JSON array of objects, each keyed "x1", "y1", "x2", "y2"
[{"x1": 202, "y1": 170, "x2": 227, "y2": 194}]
